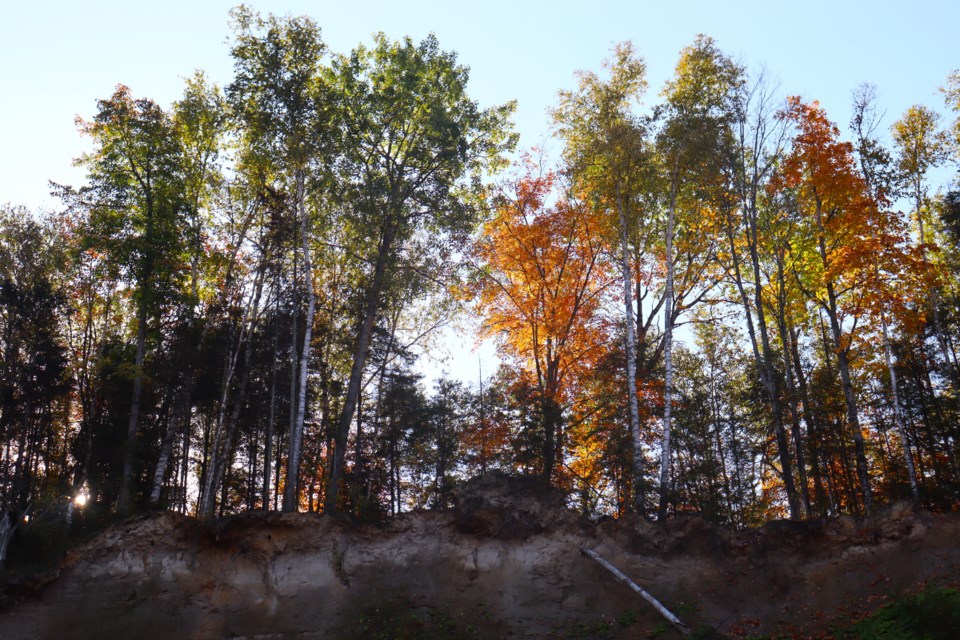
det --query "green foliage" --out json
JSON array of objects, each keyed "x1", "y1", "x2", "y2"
[
  {"x1": 228, "y1": 4, "x2": 327, "y2": 170},
  {"x1": 616, "y1": 609, "x2": 638, "y2": 626},
  {"x1": 552, "y1": 39, "x2": 651, "y2": 225},
  {"x1": 659, "y1": 34, "x2": 743, "y2": 180},
  {"x1": 76, "y1": 85, "x2": 188, "y2": 300},
  {"x1": 332, "y1": 31, "x2": 516, "y2": 245},
  {"x1": 839, "y1": 586, "x2": 960, "y2": 640},
  {"x1": 939, "y1": 190, "x2": 960, "y2": 250}
]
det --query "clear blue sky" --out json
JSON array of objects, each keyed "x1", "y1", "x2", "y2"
[
  {"x1": 2, "y1": 0, "x2": 957, "y2": 383},
  {"x1": 3, "y1": 0, "x2": 957, "y2": 211}
]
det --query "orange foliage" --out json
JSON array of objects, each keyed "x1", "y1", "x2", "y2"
[
  {"x1": 775, "y1": 97, "x2": 929, "y2": 332},
  {"x1": 469, "y1": 163, "x2": 614, "y2": 405}
]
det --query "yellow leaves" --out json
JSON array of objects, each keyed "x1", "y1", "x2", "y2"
[{"x1": 891, "y1": 105, "x2": 950, "y2": 180}]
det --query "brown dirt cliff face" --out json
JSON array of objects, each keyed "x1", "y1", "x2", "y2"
[{"x1": 1, "y1": 473, "x2": 958, "y2": 639}]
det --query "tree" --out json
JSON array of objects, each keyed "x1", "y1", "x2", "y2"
[
  {"x1": 225, "y1": 6, "x2": 331, "y2": 514},
  {"x1": 716, "y1": 69, "x2": 812, "y2": 518},
  {"x1": 323, "y1": 33, "x2": 515, "y2": 511},
  {"x1": 943, "y1": 70, "x2": 960, "y2": 154},
  {"x1": 777, "y1": 97, "x2": 896, "y2": 514},
  {"x1": 892, "y1": 105, "x2": 955, "y2": 385},
  {"x1": 552, "y1": 41, "x2": 651, "y2": 509},
  {"x1": 75, "y1": 85, "x2": 187, "y2": 513},
  {"x1": 149, "y1": 71, "x2": 228, "y2": 507},
  {"x1": 0, "y1": 208, "x2": 71, "y2": 513},
  {"x1": 851, "y1": 86, "x2": 921, "y2": 502},
  {"x1": 470, "y1": 165, "x2": 613, "y2": 483},
  {"x1": 654, "y1": 35, "x2": 741, "y2": 519}
]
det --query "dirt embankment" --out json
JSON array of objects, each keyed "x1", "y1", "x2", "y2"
[{"x1": 1, "y1": 473, "x2": 958, "y2": 639}]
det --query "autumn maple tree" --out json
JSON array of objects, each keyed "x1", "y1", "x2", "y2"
[
  {"x1": 774, "y1": 97, "x2": 928, "y2": 514},
  {"x1": 470, "y1": 163, "x2": 613, "y2": 483}
]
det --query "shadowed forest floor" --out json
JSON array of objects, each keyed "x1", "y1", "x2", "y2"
[{"x1": 1, "y1": 473, "x2": 958, "y2": 639}]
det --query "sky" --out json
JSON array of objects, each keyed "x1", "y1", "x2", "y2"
[{"x1": 2, "y1": 0, "x2": 958, "y2": 384}]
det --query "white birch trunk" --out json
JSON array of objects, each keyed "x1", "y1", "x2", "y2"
[
  {"x1": 657, "y1": 184, "x2": 676, "y2": 521},
  {"x1": 581, "y1": 547, "x2": 690, "y2": 636},
  {"x1": 284, "y1": 174, "x2": 316, "y2": 512},
  {"x1": 118, "y1": 304, "x2": 147, "y2": 514},
  {"x1": 617, "y1": 189, "x2": 644, "y2": 511}
]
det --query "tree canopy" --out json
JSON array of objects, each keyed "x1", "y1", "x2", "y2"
[{"x1": 2, "y1": 14, "x2": 959, "y2": 535}]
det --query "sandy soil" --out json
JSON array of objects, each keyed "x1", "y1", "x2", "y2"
[{"x1": 1, "y1": 473, "x2": 957, "y2": 639}]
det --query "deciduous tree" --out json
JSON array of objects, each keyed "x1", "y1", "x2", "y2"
[{"x1": 470, "y1": 166, "x2": 613, "y2": 483}]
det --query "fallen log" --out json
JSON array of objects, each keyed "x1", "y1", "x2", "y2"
[{"x1": 580, "y1": 546, "x2": 690, "y2": 636}]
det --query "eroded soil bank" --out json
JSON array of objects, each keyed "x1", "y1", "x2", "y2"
[{"x1": 1, "y1": 473, "x2": 958, "y2": 639}]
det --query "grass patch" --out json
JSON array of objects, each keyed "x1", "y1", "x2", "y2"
[{"x1": 837, "y1": 585, "x2": 960, "y2": 640}]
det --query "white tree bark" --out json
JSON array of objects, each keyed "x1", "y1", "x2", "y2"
[
  {"x1": 880, "y1": 313, "x2": 920, "y2": 500},
  {"x1": 657, "y1": 185, "x2": 676, "y2": 521},
  {"x1": 617, "y1": 189, "x2": 645, "y2": 511},
  {"x1": 0, "y1": 502, "x2": 30, "y2": 567},
  {"x1": 0, "y1": 512, "x2": 12, "y2": 566},
  {"x1": 580, "y1": 547, "x2": 690, "y2": 636},
  {"x1": 284, "y1": 174, "x2": 316, "y2": 512}
]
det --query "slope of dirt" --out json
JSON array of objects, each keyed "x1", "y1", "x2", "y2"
[{"x1": 1, "y1": 472, "x2": 958, "y2": 639}]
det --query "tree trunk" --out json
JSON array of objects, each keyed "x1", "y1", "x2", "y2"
[
  {"x1": 580, "y1": 547, "x2": 690, "y2": 636},
  {"x1": 118, "y1": 300, "x2": 148, "y2": 514},
  {"x1": 284, "y1": 176, "x2": 316, "y2": 513},
  {"x1": 149, "y1": 370, "x2": 194, "y2": 505},
  {"x1": 772, "y1": 255, "x2": 810, "y2": 515},
  {"x1": 789, "y1": 324, "x2": 829, "y2": 515},
  {"x1": 325, "y1": 217, "x2": 397, "y2": 512},
  {"x1": 178, "y1": 420, "x2": 190, "y2": 514},
  {"x1": 880, "y1": 314, "x2": 920, "y2": 500},
  {"x1": 198, "y1": 327, "x2": 257, "y2": 518},
  {"x1": 811, "y1": 194, "x2": 872, "y2": 514},
  {"x1": 776, "y1": 315, "x2": 811, "y2": 515},
  {"x1": 198, "y1": 265, "x2": 266, "y2": 518},
  {"x1": 658, "y1": 184, "x2": 676, "y2": 521},
  {"x1": 749, "y1": 282, "x2": 801, "y2": 520},
  {"x1": 616, "y1": 187, "x2": 645, "y2": 511},
  {"x1": 263, "y1": 314, "x2": 279, "y2": 511},
  {"x1": 824, "y1": 282, "x2": 873, "y2": 514},
  {"x1": 541, "y1": 391, "x2": 560, "y2": 484},
  {"x1": 721, "y1": 205, "x2": 801, "y2": 519}
]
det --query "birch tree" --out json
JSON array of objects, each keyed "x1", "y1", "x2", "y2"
[
  {"x1": 552, "y1": 42, "x2": 651, "y2": 510},
  {"x1": 892, "y1": 105, "x2": 954, "y2": 385},
  {"x1": 851, "y1": 86, "x2": 920, "y2": 501},
  {"x1": 225, "y1": 6, "x2": 332, "y2": 513},
  {"x1": 655, "y1": 35, "x2": 741, "y2": 520},
  {"x1": 717, "y1": 73, "x2": 806, "y2": 518},
  {"x1": 149, "y1": 72, "x2": 227, "y2": 507},
  {"x1": 75, "y1": 86, "x2": 187, "y2": 514}
]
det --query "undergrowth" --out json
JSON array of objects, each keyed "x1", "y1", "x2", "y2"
[{"x1": 835, "y1": 585, "x2": 960, "y2": 640}]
